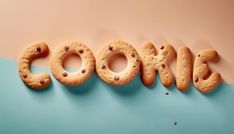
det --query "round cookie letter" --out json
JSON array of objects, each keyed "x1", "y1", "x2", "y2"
[
  {"x1": 18, "y1": 41, "x2": 51, "y2": 89},
  {"x1": 140, "y1": 42, "x2": 176, "y2": 87},
  {"x1": 50, "y1": 41, "x2": 95, "y2": 86},
  {"x1": 96, "y1": 41, "x2": 140, "y2": 86},
  {"x1": 193, "y1": 49, "x2": 222, "y2": 93},
  {"x1": 176, "y1": 47, "x2": 192, "y2": 91}
]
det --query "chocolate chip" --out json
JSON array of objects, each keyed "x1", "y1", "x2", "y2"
[
  {"x1": 109, "y1": 46, "x2": 113, "y2": 51},
  {"x1": 198, "y1": 54, "x2": 200, "y2": 57},
  {"x1": 101, "y1": 65, "x2": 106, "y2": 69},
  {"x1": 114, "y1": 75, "x2": 120, "y2": 81},
  {"x1": 165, "y1": 92, "x2": 169, "y2": 95},
  {"x1": 162, "y1": 64, "x2": 165, "y2": 69},
  {"x1": 79, "y1": 49, "x2": 84, "y2": 54},
  {"x1": 62, "y1": 72, "x2": 67, "y2": 77},
  {"x1": 23, "y1": 74, "x2": 27, "y2": 78},
  {"x1": 131, "y1": 53, "x2": 135, "y2": 57},
  {"x1": 194, "y1": 76, "x2": 199, "y2": 83},
  {"x1": 160, "y1": 45, "x2": 164, "y2": 50},
  {"x1": 36, "y1": 47, "x2": 41, "y2": 52},
  {"x1": 81, "y1": 69, "x2": 86, "y2": 73},
  {"x1": 64, "y1": 46, "x2": 69, "y2": 51},
  {"x1": 40, "y1": 79, "x2": 44, "y2": 84}
]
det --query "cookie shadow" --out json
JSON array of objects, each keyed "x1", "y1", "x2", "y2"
[
  {"x1": 60, "y1": 73, "x2": 98, "y2": 95},
  {"x1": 106, "y1": 75, "x2": 143, "y2": 96},
  {"x1": 25, "y1": 81, "x2": 56, "y2": 102}
]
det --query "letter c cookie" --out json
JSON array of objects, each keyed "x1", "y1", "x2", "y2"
[
  {"x1": 50, "y1": 41, "x2": 95, "y2": 86},
  {"x1": 96, "y1": 41, "x2": 141, "y2": 86},
  {"x1": 18, "y1": 41, "x2": 51, "y2": 89}
]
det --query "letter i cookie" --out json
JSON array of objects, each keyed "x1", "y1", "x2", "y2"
[{"x1": 176, "y1": 47, "x2": 193, "y2": 91}]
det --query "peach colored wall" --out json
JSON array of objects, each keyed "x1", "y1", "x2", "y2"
[{"x1": 0, "y1": 0, "x2": 234, "y2": 83}]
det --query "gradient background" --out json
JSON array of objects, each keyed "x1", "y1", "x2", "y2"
[{"x1": 0, "y1": 0, "x2": 234, "y2": 133}]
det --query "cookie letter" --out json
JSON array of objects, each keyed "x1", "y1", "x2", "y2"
[
  {"x1": 96, "y1": 41, "x2": 140, "y2": 86},
  {"x1": 50, "y1": 41, "x2": 95, "y2": 86},
  {"x1": 140, "y1": 42, "x2": 176, "y2": 87},
  {"x1": 18, "y1": 41, "x2": 51, "y2": 89},
  {"x1": 193, "y1": 49, "x2": 222, "y2": 93},
  {"x1": 176, "y1": 47, "x2": 192, "y2": 91}
]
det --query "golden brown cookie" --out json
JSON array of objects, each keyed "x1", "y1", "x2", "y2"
[
  {"x1": 140, "y1": 42, "x2": 176, "y2": 87},
  {"x1": 18, "y1": 41, "x2": 51, "y2": 90},
  {"x1": 176, "y1": 47, "x2": 193, "y2": 91},
  {"x1": 193, "y1": 49, "x2": 222, "y2": 93},
  {"x1": 50, "y1": 41, "x2": 95, "y2": 86},
  {"x1": 96, "y1": 41, "x2": 140, "y2": 86}
]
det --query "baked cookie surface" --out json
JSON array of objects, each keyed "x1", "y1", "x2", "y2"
[
  {"x1": 18, "y1": 41, "x2": 51, "y2": 89},
  {"x1": 193, "y1": 49, "x2": 222, "y2": 93},
  {"x1": 140, "y1": 42, "x2": 176, "y2": 87},
  {"x1": 96, "y1": 41, "x2": 140, "y2": 86},
  {"x1": 50, "y1": 41, "x2": 95, "y2": 86}
]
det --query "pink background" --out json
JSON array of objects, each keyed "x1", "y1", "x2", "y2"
[{"x1": 0, "y1": 0, "x2": 234, "y2": 83}]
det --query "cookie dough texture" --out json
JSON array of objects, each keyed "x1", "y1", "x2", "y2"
[
  {"x1": 50, "y1": 41, "x2": 95, "y2": 86},
  {"x1": 140, "y1": 42, "x2": 176, "y2": 87},
  {"x1": 193, "y1": 49, "x2": 222, "y2": 93},
  {"x1": 96, "y1": 41, "x2": 140, "y2": 86},
  {"x1": 176, "y1": 47, "x2": 193, "y2": 91},
  {"x1": 18, "y1": 41, "x2": 51, "y2": 90}
]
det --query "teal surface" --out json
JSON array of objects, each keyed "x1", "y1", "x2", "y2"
[{"x1": 0, "y1": 57, "x2": 234, "y2": 134}]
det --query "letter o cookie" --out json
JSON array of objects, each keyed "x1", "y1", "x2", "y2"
[
  {"x1": 96, "y1": 41, "x2": 140, "y2": 86},
  {"x1": 50, "y1": 41, "x2": 95, "y2": 86},
  {"x1": 18, "y1": 41, "x2": 51, "y2": 89}
]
